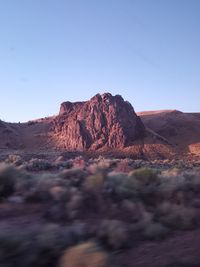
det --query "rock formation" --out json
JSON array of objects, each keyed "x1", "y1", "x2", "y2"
[{"x1": 53, "y1": 93, "x2": 145, "y2": 150}]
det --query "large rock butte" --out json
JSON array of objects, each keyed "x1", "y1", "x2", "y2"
[{"x1": 53, "y1": 93, "x2": 145, "y2": 150}]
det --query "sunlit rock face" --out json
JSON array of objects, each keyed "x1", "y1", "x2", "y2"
[{"x1": 53, "y1": 93, "x2": 145, "y2": 150}]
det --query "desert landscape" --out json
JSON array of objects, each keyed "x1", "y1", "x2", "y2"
[
  {"x1": 2, "y1": 93, "x2": 200, "y2": 158},
  {"x1": 1, "y1": 0, "x2": 199, "y2": 266},
  {"x1": 1, "y1": 93, "x2": 200, "y2": 267}
]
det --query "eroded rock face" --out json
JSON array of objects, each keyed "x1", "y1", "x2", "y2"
[{"x1": 53, "y1": 93, "x2": 145, "y2": 150}]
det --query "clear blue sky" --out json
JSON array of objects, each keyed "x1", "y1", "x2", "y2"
[{"x1": 0, "y1": 0, "x2": 199, "y2": 122}]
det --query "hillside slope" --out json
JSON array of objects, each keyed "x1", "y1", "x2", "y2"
[{"x1": 138, "y1": 110, "x2": 200, "y2": 155}]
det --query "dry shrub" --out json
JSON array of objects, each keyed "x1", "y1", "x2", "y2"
[
  {"x1": 104, "y1": 172, "x2": 129, "y2": 200},
  {"x1": 0, "y1": 164, "x2": 17, "y2": 198},
  {"x1": 55, "y1": 157, "x2": 73, "y2": 169},
  {"x1": 6, "y1": 154, "x2": 23, "y2": 166},
  {"x1": 60, "y1": 168, "x2": 87, "y2": 187},
  {"x1": 66, "y1": 190, "x2": 83, "y2": 220},
  {"x1": 96, "y1": 157, "x2": 112, "y2": 169},
  {"x1": 24, "y1": 176, "x2": 53, "y2": 202},
  {"x1": 121, "y1": 199, "x2": 137, "y2": 213},
  {"x1": 87, "y1": 157, "x2": 113, "y2": 174},
  {"x1": 84, "y1": 173, "x2": 105, "y2": 193},
  {"x1": 115, "y1": 159, "x2": 132, "y2": 173},
  {"x1": 26, "y1": 159, "x2": 52, "y2": 171},
  {"x1": 158, "y1": 171, "x2": 189, "y2": 199},
  {"x1": 0, "y1": 224, "x2": 90, "y2": 267},
  {"x1": 120, "y1": 200, "x2": 147, "y2": 223},
  {"x1": 68, "y1": 193, "x2": 83, "y2": 210},
  {"x1": 157, "y1": 202, "x2": 197, "y2": 230},
  {"x1": 23, "y1": 174, "x2": 69, "y2": 203},
  {"x1": 97, "y1": 220, "x2": 129, "y2": 250},
  {"x1": 161, "y1": 168, "x2": 181, "y2": 178},
  {"x1": 0, "y1": 230, "x2": 34, "y2": 267},
  {"x1": 128, "y1": 168, "x2": 159, "y2": 186},
  {"x1": 105, "y1": 168, "x2": 159, "y2": 203},
  {"x1": 59, "y1": 242, "x2": 108, "y2": 267},
  {"x1": 143, "y1": 222, "x2": 170, "y2": 240},
  {"x1": 131, "y1": 209, "x2": 154, "y2": 232},
  {"x1": 72, "y1": 156, "x2": 86, "y2": 169},
  {"x1": 49, "y1": 186, "x2": 68, "y2": 202},
  {"x1": 83, "y1": 172, "x2": 106, "y2": 212},
  {"x1": 187, "y1": 174, "x2": 200, "y2": 193}
]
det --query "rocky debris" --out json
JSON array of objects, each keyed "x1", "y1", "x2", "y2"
[{"x1": 53, "y1": 93, "x2": 145, "y2": 150}]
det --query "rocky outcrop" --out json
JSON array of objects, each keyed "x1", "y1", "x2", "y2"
[{"x1": 53, "y1": 93, "x2": 145, "y2": 150}]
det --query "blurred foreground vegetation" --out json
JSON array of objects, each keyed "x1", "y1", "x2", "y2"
[{"x1": 1, "y1": 154, "x2": 200, "y2": 267}]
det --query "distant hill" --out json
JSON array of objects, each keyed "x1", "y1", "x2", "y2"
[{"x1": 138, "y1": 110, "x2": 200, "y2": 156}]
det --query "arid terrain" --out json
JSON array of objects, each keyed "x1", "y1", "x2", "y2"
[
  {"x1": 1, "y1": 93, "x2": 200, "y2": 160},
  {"x1": 1, "y1": 93, "x2": 200, "y2": 267},
  {"x1": 138, "y1": 110, "x2": 200, "y2": 157}
]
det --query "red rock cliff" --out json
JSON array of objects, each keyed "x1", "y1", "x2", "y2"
[{"x1": 53, "y1": 93, "x2": 145, "y2": 150}]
